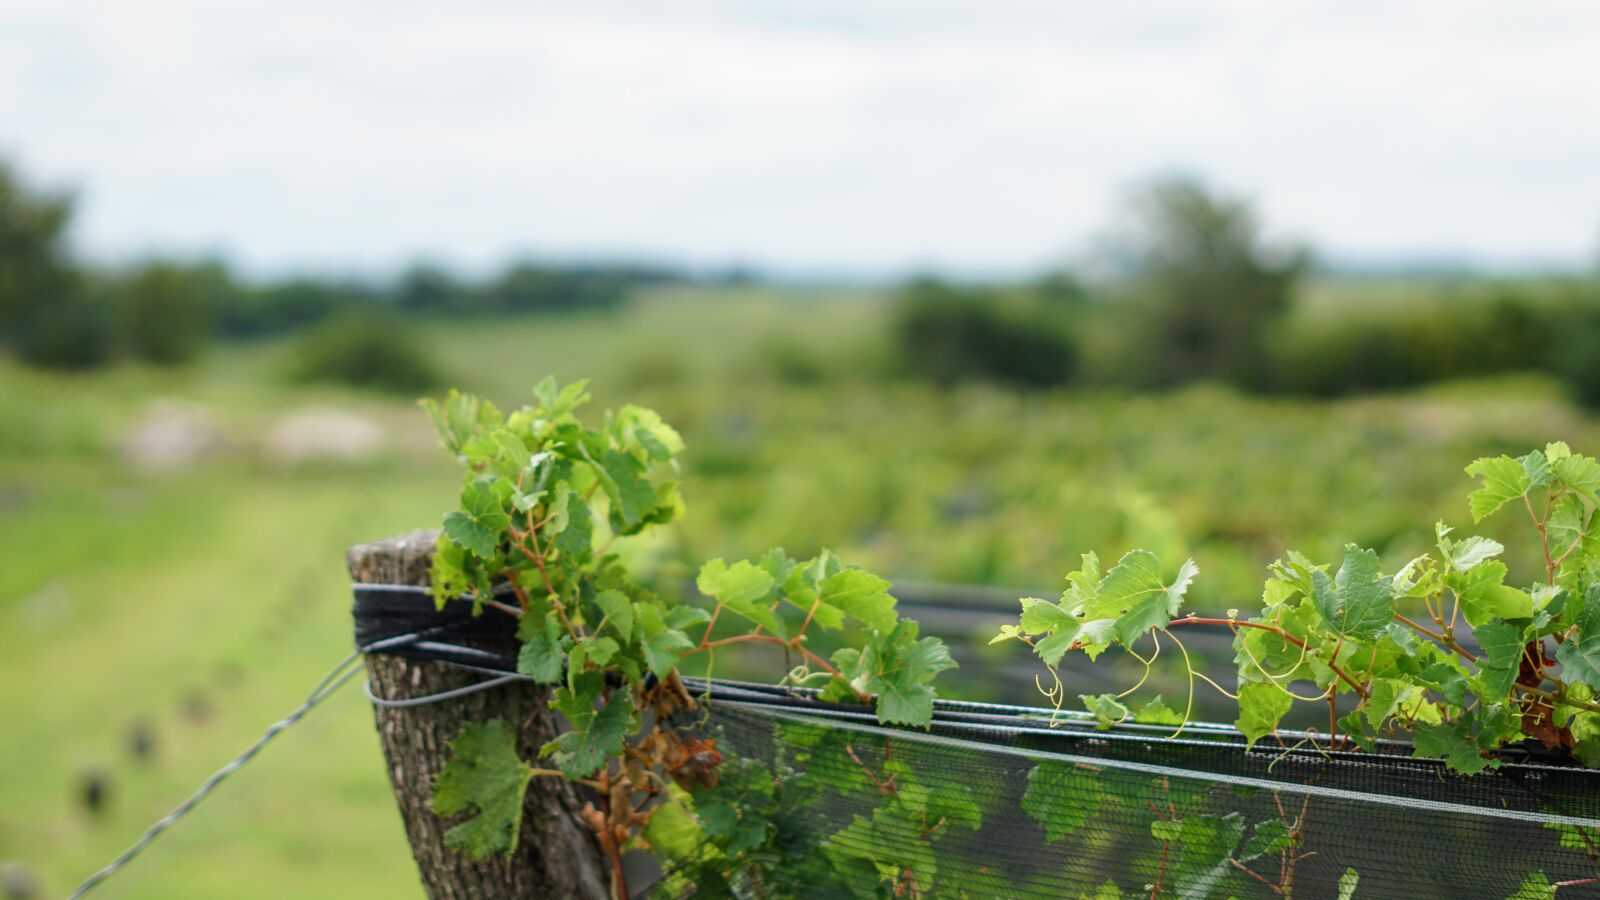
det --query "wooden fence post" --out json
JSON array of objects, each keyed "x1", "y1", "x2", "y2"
[{"x1": 347, "y1": 530, "x2": 610, "y2": 900}]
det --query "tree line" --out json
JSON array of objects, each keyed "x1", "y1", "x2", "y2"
[
  {"x1": 0, "y1": 160, "x2": 677, "y2": 371},
  {"x1": 8, "y1": 157, "x2": 1600, "y2": 403},
  {"x1": 890, "y1": 177, "x2": 1600, "y2": 405}
]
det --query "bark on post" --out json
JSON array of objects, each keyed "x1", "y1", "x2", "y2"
[{"x1": 347, "y1": 529, "x2": 610, "y2": 900}]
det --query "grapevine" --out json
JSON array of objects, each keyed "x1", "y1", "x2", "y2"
[
  {"x1": 1000, "y1": 441, "x2": 1600, "y2": 896},
  {"x1": 420, "y1": 378, "x2": 955, "y2": 897}
]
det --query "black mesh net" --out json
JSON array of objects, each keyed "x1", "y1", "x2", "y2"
[
  {"x1": 351, "y1": 584, "x2": 1600, "y2": 899},
  {"x1": 648, "y1": 680, "x2": 1600, "y2": 899}
]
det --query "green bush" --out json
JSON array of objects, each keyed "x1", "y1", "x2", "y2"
[
  {"x1": 1266, "y1": 288, "x2": 1578, "y2": 397},
  {"x1": 13, "y1": 291, "x2": 113, "y2": 370},
  {"x1": 758, "y1": 335, "x2": 828, "y2": 385},
  {"x1": 0, "y1": 160, "x2": 98, "y2": 368},
  {"x1": 1555, "y1": 310, "x2": 1600, "y2": 408},
  {"x1": 114, "y1": 262, "x2": 213, "y2": 365},
  {"x1": 891, "y1": 278, "x2": 1076, "y2": 388},
  {"x1": 288, "y1": 310, "x2": 443, "y2": 393}
]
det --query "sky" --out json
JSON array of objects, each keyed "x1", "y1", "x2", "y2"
[{"x1": 2, "y1": 0, "x2": 1599, "y2": 278}]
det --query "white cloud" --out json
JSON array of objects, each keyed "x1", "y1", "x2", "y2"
[{"x1": 1, "y1": 0, "x2": 1597, "y2": 275}]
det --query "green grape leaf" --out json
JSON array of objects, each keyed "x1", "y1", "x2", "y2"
[
  {"x1": 1508, "y1": 872, "x2": 1554, "y2": 900},
  {"x1": 1436, "y1": 524, "x2": 1504, "y2": 572},
  {"x1": 542, "y1": 674, "x2": 636, "y2": 778},
  {"x1": 1417, "y1": 659, "x2": 1469, "y2": 707},
  {"x1": 881, "y1": 761, "x2": 982, "y2": 831},
  {"x1": 1075, "y1": 619, "x2": 1119, "y2": 660},
  {"x1": 1311, "y1": 545, "x2": 1394, "y2": 639},
  {"x1": 1337, "y1": 868, "x2": 1360, "y2": 900},
  {"x1": 815, "y1": 568, "x2": 898, "y2": 631},
  {"x1": 532, "y1": 376, "x2": 590, "y2": 418},
  {"x1": 696, "y1": 559, "x2": 781, "y2": 635},
  {"x1": 1133, "y1": 695, "x2": 1185, "y2": 726},
  {"x1": 1235, "y1": 682, "x2": 1292, "y2": 747},
  {"x1": 1021, "y1": 762, "x2": 1103, "y2": 841},
  {"x1": 596, "y1": 447, "x2": 659, "y2": 529},
  {"x1": 1082, "y1": 881, "x2": 1124, "y2": 900},
  {"x1": 1033, "y1": 629, "x2": 1078, "y2": 667},
  {"x1": 1150, "y1": 818, "x2": 1184, "y2": 843},
  {"x1": 1556, "y1": 586, "x2": 1600, "y2": 690},
  {"x1": 592, "y1": 589, "x2": 634, "y2": 638},
  {"x1": 1089, "y1": 551, "x2": 1198, "y2": 644},
  {"x1": 615, "y1": 404, "x2": 684, "y2": 461},
  {"x1": 640, "y1": 789, "x2": 701, "y2": 861},
  {"x1": 1465, "y1": 455, "x2": 1531, "y2": 523},
  {"x1": 1079, "y1": 693, "x2": 1129, "y2": 729},
  {"x1": 1172, "y1": 812, "x2": 1246, "y2": 897},
  {"x1": 1233, "y1": 603, "x2": 1321, "y2": 683},
  {"x1": 515, "y1": 615, "x2": 566, "y2": 683},
  {"x1": 1555, "y1": 453, "x2": 1600, "y2": 503},
  {"x1": 1546, "y1": 493, "x2": 1587, "y2": 561},
  {"x1": 1239, "y1": 819, "x2": 1291, "y2": 861},
  {"x1": 1474, "y1": 621, "x2": 1526, "y2": 699},
  {"x1": 548, "y1": 482, "x2": 593, "y2": 557},
  {"x1": 1019, "y1": 597, "x2": 1077, "y2": 634},
  {"x1": 430, "y1": 535, "x2": 493, "y2": 610},
  {"x1": 444, "y1": 477, "x2": 512, "y2": 558},
  {"x1": 835, "y1": 620, "x2": 956, "y2": 726},
  {"x1": 1522, "y1": 449, "x2": 1553, "y2": 489},
  {"x1": 569, "y1": 635, "x2": 619, "y2": 670},
  {"x1": 1066, "y1": 551, "x2": 1102, "y2": 602},
  {"x1": 420, "y1": 389, "x2": 502, "y2": 455},
  {"x1": 431, "y1": 719, "x2": 535, "y2": 859},
  {"x1": 828, "y1": 804, "x2": 939, "y2": 891},
  {"x1": 1448, "y1": 561, "x2": 1533, "y2": 627},
  {"x1": 636, "y1": 603, "x2": 695, "y2": 678},
  {"x1": 1412, "y1": 719, "x2": 1494, "y2": 775},
  {"x1": 990, "y1": 624, "x2": 1024, "y2": 645}
]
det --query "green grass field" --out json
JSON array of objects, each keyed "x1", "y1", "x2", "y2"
[{"x1": 2, "y1": 284, "x2": 1596, "y2": 897}]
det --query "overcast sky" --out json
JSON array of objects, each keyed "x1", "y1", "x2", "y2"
[{"x1": 2, "y1": 0, "x2": 1599, "y2": 277}]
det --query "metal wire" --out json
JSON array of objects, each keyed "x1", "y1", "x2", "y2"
[
  {"x1": 68, "y1": 652, "x2": 366, "y2": 899},
  {"x1": 67, "y1": 629, "x2": 458, "y2": 898},
  {"x1": 364, "y1": 672, "x2": 527, "y2": 707}
]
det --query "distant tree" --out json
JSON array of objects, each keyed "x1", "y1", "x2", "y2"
[
  {"x1": 395, "y1": 263, "x2": 465, "y2": 312},
  {"x1": 892, "y1": 277, "x2": 1076, "y2": 388},
  {"x1": 1034, "y1": 268, "x2": 1089, "y2": 305},
  {"x1": 491, "y1": 261, "x2": 631, "y2": 314},
  {"x1": 492, "y1": 263, "x2": 560, "y2": 313},
  {"x1": 288, "y1": 309, "x2": 443, "y2": 393},
  {"x1": 0, "y1": 160, "x2": 110, "y2": 368},
  {"x1": 218, "y1": 276, "x2": 372, "y2": 337},
  {"x1": 114, "y1": 262, "x2": 213, "y2": 365},
  {"x1": 1117, "y1": 176, "x2": 1305, "y2": 389}
]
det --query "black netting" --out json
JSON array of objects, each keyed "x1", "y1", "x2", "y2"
[
  {"x1": 650, "y1": 682, "x2": 1600, "y2": 899},
  {"x1": 351, "y1": 585, "x2": 1600, "y2": 898}
]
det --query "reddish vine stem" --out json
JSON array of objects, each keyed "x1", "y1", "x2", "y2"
[
  {"x1": 1525, "y1": 491, "x2": 1556, "y2": 585},
  {"x1": 1168, "y1": 617, "x2": 1370, "y2": 698},
  {"x1": 690, "y1": 632, "x2": 869, "y2": 700},
  {"x1": 1394, "y1": 613, "x2": 1479, "y2": 664},
  {"x1": 1228, "y1": 859, "x2": 1283, "y2": 895},
  {"x1": 1150, "y1": 841, "x2": 1170, "y2": 899}
]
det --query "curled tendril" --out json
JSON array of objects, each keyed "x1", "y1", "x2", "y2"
[
  {"x1": 1116, "y1": 632, "x2": 1162, "y2": 700},
  {"x1": 1168, "y1": 630, "x2": 1197, "y2": 739},
  {"x1": 1034, "y1": 667, "x2": 1067, "y2": 727},
  {"x1": 1234, "y1": 626, "x2": 1330, "y2": 702},
  {"x1": 781, "y1": 664, "x2": 834, "y2": 689}
]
